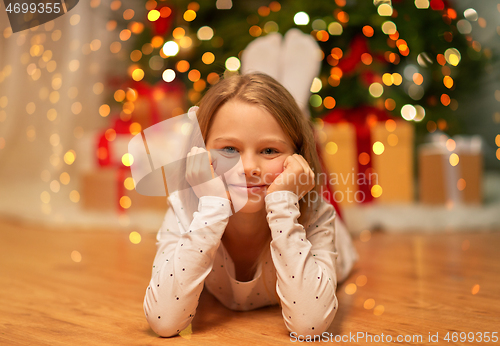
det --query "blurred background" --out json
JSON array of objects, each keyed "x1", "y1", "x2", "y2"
[{"x1": 0, "y1": 0, "x2": 499, "y2": 235}]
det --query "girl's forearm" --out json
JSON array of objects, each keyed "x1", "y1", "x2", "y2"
[
  {"x1": 265, "y1": 191, "x2": 338, "y2": 335},
  {"x1": 144, "y1": 197, "x2": 231, "y2": 337}
]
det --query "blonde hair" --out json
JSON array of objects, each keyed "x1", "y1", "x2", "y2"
[{"x1": 196, "y1": 72, "x2": 323, "y2": 226}]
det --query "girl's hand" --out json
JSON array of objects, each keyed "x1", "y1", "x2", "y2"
[
  {"x1": 266, "y1": 154, "x2": 315, "y2": 199},
  {"x1": 186, "y1": 147, "x2": 229, "y2": 200}
]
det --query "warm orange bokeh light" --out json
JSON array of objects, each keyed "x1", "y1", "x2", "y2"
[
  {"x1": 441, "y1": 94, "x2": 451, "y2": 106},
  {"x1": 359, "y1": 152, "x2": 370, "y2": 165},
  {"x1": 176, "y1": 60, "x2": 190, "y2": 73},
  {"x1": 362, "y1": 25, "x2": 374, "y2": 37}
]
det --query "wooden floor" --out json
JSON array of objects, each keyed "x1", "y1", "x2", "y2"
[{"x1": 1, "y1": 219, "x2": 499, "y2": 346}]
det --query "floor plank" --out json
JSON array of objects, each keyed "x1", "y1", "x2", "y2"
[{"x1": 0, "y1": 219, "x2": 499, "y2": 345}]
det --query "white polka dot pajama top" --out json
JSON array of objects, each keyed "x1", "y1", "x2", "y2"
[{"x1": 144, "y1": 190, "x2": 358, "y2": 337}]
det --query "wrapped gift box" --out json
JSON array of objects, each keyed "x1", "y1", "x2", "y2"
[
  {"x1": 316, "y1": 106, "x2": 414, "y2": 207},
  {"x1": 81, "y1": 168, "x2": 168, "y2": 212},
  {"x1": 76, "y1": 129, "x2": 134, "y2": 172},
  {"x1": 418, "y1": 135, "x2": 483, "y2": 205}
]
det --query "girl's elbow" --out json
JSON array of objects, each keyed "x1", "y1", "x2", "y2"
[
  {"x1": 143, "y1": 295, "x2": 191, "y2": 337},
  {"x1": 284, "y1": 305, "x2": 337, "y2": 336},
  {"x1": 286, "y1": 321, "x2": 332, "y2": 338},
  {"x1": 146, "y1": 314, "x2": 190, "y2": 338}
]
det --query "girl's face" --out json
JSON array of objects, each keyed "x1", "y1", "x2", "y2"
[{"x1": 206, "y1": 100, "x2": 295, "y2": 213}]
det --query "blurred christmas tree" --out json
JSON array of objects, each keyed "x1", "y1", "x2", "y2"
[{"x1": 110, "y1": 0, "x2": 490, "y2": 140}]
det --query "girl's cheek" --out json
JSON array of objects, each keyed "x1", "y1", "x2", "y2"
[{"x1": 264, "y1": 159, "x2": 286, "y2": 183}]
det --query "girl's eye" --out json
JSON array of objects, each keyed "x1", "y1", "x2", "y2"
[
  {"x1": 262, "y1": 148, "x2": 279, "y2": 155},
  {"x1": 222, "y1": 146, "x2": 237, "y2": 153}
]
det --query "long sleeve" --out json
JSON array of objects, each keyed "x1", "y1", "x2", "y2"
[
  {"x1": 143, "y1": 195, "x2": 231, "y2": 337},
  {"x1": 265, "y1": 191, "x2": 338, "y2": 335}
]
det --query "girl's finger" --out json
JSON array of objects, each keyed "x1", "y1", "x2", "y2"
[
  {"x1": 282, "y1": 155, "x2": 294, "y2": 170},
  {"x1": 295, "y1": 154, "x2": 315, "y2": 188},
  {"x1": 293, "y1": 154, "x2": 310, "y2": 174}
]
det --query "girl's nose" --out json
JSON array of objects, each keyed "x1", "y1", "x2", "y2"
[{"x1": 241, "y1": 154, "x2": 261, "y2": 176}]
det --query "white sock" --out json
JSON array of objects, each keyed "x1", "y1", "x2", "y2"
[
  {"x1": 280, "y1": 29, "x2": 322, "y2": 113},
  {"x1": 241, "y1": 32, "x2": 282, "y2": 81}
]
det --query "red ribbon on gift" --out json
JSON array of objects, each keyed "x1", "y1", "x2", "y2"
[
  {"x1": 96, "y1": 80, "x2": 184, "y2": 212},
  {"x1": 322, "y1": 106, "x2": 391, "y2": 204},
  {"x1": 97, "y1": 117, "x2": 132, "y2": 167}
]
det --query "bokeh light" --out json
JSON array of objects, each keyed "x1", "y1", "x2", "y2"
[
  {"x1": 377, "y1": 4, "x2": 393, "y2": 16},
  {"x1": 360, "y1": 230, "x2": 371, "y2": 242},
  {"x1": 71, "y1": 250, "x2": 82, "y2": 263},
  {"x1": 356, "y1": 275, "x2": 367, "y2": 287},
  {"x1": 122, "y1": 153, "x2": 134, "y2": 166},
  {"x1": 129, "y1": 231, "x2": 142, "y2": 244},
  {"x1": 401, "y1": 104, "x2": 416, "y2": 121},
  {"x1": 345, "y1": 283, "x2": 357, "y2": 295},
  {"x1": 120, "y1": 196, "x2": 132, "y2": 209},
  {"x1": 373, "y1": 141, "x2": 385, "y2": 155},
  {"x1": 197, "y1": 26, "x2": 214, "y2": 40},
  {"x1": 371, "y1": 185, "x2": 383, "y2": 198},
  {"x1": 225, "y1": 57, "x2": 241, "y2": 71},
  {"x1": 310, "y1": 77, "x2": 322, "y2": 93},
  {"x1": 415, "y1": 0, "x2": 430, "y2": 9},
  {"x1": 373, "y1": 305, "x2": 385, "y2": 315},
  {"x1": 148, "y1": 10, "x2": 160, "y2": 21},
  {"x1": 369, "y1": 83, "x2": 384, "y2": 98},
  {"x1": 294, "y1": 12, "x2": 309, "y2": 25},
  {"x1": 444, "y1": 48, "x2": 461, "y2": 66},
  {"x1": 325, "y1": 142, "x2": 338, "y2": 155},
  {"x1": 328, "y1": 22, "x2": 343, "y2": 35},
  {"x1": 364, "y1": 299, "x2": 375, "y2": 309},
  {"x1": 162, "y1": 41, "x2": 179, "y2": 56}
]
